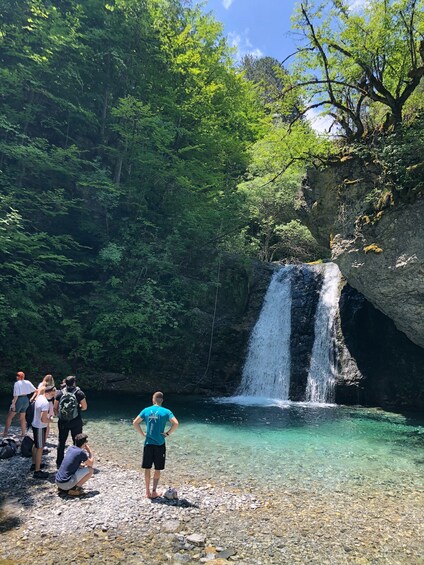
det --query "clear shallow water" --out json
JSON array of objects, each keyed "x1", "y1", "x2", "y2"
[
  {"x1": 3, "y1": 393, "x2": 421, "y2": 494},
  {"x1": 80, "y1": 394, "x2": 424, "y2": 494}
]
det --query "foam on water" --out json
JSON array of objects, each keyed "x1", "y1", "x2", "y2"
[
  {"x1": 214, "y1": 395, "x2": 336, "y2": 409},
  {"x1": 214, "y1": 395, "x2": 291, "y2": 408}
]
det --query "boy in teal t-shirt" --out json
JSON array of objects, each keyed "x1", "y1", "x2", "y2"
[{"x1": 133, "y1": 391, "x2": 179, "y2": 498}]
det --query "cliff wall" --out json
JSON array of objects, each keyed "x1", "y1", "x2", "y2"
[{"x1": 299, "y1": 158, "x2": 424, "y2": 348}]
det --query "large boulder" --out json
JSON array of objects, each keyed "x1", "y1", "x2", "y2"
[{"x1": 299, "y1": 158, "x2": 424, "y2": 348}]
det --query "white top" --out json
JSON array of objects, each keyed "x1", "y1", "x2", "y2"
[
  {"x1": 32, "y1": 395, "x2": 49, "y2": 429},
  {"x1": 13, "y1": 379, "x2": 36, "y2": 397},
  {"x1": 37, "y1": 382, "x2": 54, "y2": 416}
]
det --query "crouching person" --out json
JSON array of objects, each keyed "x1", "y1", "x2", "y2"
[{"x1": 55, "y1": 433, "x2": 94, "y2": 496}]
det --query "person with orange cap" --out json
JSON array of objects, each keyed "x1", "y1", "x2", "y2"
[{"x1": 3, "y1": 371, "x2": 36, "y2": 437}]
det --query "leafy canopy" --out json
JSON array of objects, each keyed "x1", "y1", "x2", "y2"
[{"x1": 290, "y1": 0, "x2": 424, "y2": 138}]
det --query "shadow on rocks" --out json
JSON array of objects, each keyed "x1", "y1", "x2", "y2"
[
  {"x1": 57, "y1": 489, "x2": 101, "y2": 500},
  {"x1": 151, "y1": 497, "x2": 199, "y2": 508},
  {"x1": 0, "y1": 446, "x2": 40, "y2": 530},
  {"x1": 0, "y1": 497, "x2": 22, "y2": 533}
]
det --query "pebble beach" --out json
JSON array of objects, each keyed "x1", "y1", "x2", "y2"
[{"x1": 1, "y1": 419, "x2": 423, "y2": 565}]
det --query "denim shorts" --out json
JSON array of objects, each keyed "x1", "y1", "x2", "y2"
[{"x1": 14, "y1": 396, "x2": 29, "y2": 414}]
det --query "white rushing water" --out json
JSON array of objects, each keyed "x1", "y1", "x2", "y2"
[
  {"x1": 236, "y1": 266, "x2": 293, "y2": 400},
  {"x1": 306, "y1": 262, "x2": 341, "y2": 403}
]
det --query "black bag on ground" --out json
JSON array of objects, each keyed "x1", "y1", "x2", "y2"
[
  {"x1": 20, "y1": 435, "x2": 34, "y2": 457},
  {"x1": 25, "y1": 401, "x2": 35, "y2": 430},
  {"x1": 0, "y1": 438, "x2": 18, "y2": 459}
]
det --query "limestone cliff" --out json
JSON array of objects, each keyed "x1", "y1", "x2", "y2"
[{"x1": 299, "y1": 158, "x2": 424, "y2": 348}]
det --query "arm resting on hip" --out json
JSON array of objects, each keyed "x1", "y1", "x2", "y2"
[{"x1": 133, "y1": 415, "x2": 146, "y2": 438}]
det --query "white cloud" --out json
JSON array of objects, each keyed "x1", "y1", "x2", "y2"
[
  {"x1": 228, "y1": 29, "x2": 264, "y2": 61},
  {"x1": 348, "y1": 0, "x2": 368, "y2": 11},
  {"x1": 304, "y1": 108, "x2": 336, "y2": 135},
  {"x1": 222, "y1": 0, "x2": 235, "y2": 9}
]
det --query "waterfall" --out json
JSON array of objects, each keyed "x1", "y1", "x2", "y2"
[
  {"x1": 236, "y1": 266, "x2": 293, "y2": 400},
  {"x1": 305, "y1": 263, "x2": 341, "y2": 403}
]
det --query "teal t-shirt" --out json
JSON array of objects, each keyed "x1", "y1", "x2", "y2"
[{"x1": 139, "y1": 405, "x2": 174, "y2": 445}]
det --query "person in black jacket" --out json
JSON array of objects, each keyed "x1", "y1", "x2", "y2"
[{"x1": 54, "y1": 376, "x2": 87, "y2": 468}]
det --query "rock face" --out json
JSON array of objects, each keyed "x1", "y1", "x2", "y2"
[
  {"x1": 289, "y1": 265, "x2": 323, "y2": 401},
  {"x1": 151, "y1": 258, "x2": 275, "y2": 396},
  {"x1": 299, "y1": 158, "x2": 424, "y2": 348},
  {"x1": 202, "y1": 260, "x2": 275, "y2": 395},
  {"x1": 337, "y1": 284, "x2": 424, "y2": 409}
]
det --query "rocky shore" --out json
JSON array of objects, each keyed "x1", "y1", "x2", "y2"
[{"x1": 1, "y1": 425, "x2": 423, "y2": 565}]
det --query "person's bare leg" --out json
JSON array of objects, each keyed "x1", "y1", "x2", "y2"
[
  {"x1": 18, "y1": 412, "x2": 27, "y2": 437},
  {"x1": 34, "y1": 447, "x2": 43, "y2": 471},
  {"x1": 76, "y1": 467, "x2": 94, "y2": 488},
  {"x1": 3, "y1": 410, "x2": 15, "y2": 436},
  {"x1": 151, "y1": 470, "x2": 161, "y2": 498},
  {"x1": 144, "y1": 468, "x2": 152, "y2": 498}
]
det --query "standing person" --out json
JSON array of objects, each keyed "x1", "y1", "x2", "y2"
[
  {"x1": 133, "y1": 391, "x2": 179, "y2": 499},
  {"x1": 31, "y1": 374, "x2": 55, "y2": 401},
  {"x1": 2, "y1": 371, "x2": 36, "y2": 437},
  {"x1": 31, "y1": 385, "x2": 56, "y2": 478},
  {"x1": 54, "y1": 375, "x2": 87, "y2": 468},
  {"x1": 55, "y1": 433, "x2": 94, "y2": 496},
  {"x1": 30, "y1": 375, "x2": 56, "y2": 437}
]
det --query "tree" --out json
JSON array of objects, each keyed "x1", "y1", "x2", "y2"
[
  {"x1": 290, "y1": 0, "x2": 424, "y2": 138},
  {"x1": 0, "y1": 0, "x2": 266, "y2": 375},
  {"x1": 237, "y1": 120, "x2": 332, "y2": 262}
]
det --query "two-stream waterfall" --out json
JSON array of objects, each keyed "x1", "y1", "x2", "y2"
[
  {"x1": 236, "y1": 262, "x2": 341, "y2": 404},
  {"x1": 237, "y1": 267, "x2": 294, "y2": 400}
]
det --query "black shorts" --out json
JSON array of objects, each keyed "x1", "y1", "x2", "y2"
[
  {"x1": 142, "y1": 443, "x2": 166, "y2": 470},
  {"x1": 32, "y1": 426, "x2": 47, "y2": 449}
]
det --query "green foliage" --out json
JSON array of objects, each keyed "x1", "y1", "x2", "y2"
[
  {"x1": 78, "y1": 279, "x2": 182, "y2": 372},
  {"x1": 377, "y1": 115, "x2": 424, "y2": 196},
  {"x1": 237, "y1": 118, "x2": 332, "y2": 262},
  {"x1": 6, "y1": 0, "x2": 412, "y2": 382},
  {"x1": 291, "y1": 0, "x2": 424, "y2": 138},
  {"x1": 0, "y1": 0, "x2": 266, "y2": 376},
  {"x1": 350, "y1": 113, "x2": 424, "y2": 210},
  {"x1": 240, "y1": 55, "x2": 300, "y2": 121}
]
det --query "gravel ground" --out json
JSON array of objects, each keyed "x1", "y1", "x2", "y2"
[{"x1": 1, "y1": 427, "x2": 423, "y2": 565}]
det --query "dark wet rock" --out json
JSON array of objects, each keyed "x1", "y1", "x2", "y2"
[
  {"x1": 336, "y1": 284, "x2": 424, "y2": 409},
  {"x1": 289, "y1": 265, "x2": 323, "y2": 401}
]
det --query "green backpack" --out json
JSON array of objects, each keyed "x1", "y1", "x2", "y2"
[{"x1": 58, "y1": 389, "x2": 80, "y2": 421}]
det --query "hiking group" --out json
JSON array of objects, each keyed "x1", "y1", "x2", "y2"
[{"x1": 2, "y1": 371, "x2": 179, "y2": 499}]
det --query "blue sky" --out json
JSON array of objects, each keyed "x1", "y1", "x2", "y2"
[
  {"x1": 200, "y1": 0, "x2": 365, "y2": 133},
  {"x1": 202, "y1": 0, "x2": 300, "y2": 62}
]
